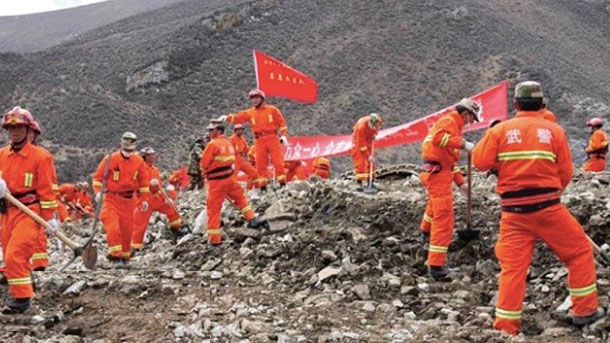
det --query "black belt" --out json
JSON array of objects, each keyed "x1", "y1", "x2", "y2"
[
  {"x1": 108, "y1": 191, "x2": 135, "y2": 198},
  {"x1": 206, "y1": 166, "x2": 234, "y2": 180},
  {"x1": 10, "y1": 190, "x2": 39, "y2": 206},
  {"x1": 502, "y1": 199, "x2": 560, "y2": 213},
  {"x1": 254, "y1": 131, "x2": 277, "y2": 139}
]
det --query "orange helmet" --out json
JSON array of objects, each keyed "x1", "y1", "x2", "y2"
[
  {"x1": 248, "y1": 89, "x2": 265, "y2": 100},
  {"x1": 31, "y1": 120, "x2": 42, "y2": 134},
  {"x1": 586, "y1": 117, "x2": 604, "y2": 127},
  {"x1": 2, "y1": 106, "x2": 33, "y2": 128}
]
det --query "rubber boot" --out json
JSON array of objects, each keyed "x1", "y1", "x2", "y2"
[
  {"x1": 248, "y1": 216, "x2": 270, "y2": 230},
  {"x1": 2, "y1": 297, "x2": 30, "y2": 314},
  {"x1": 572, "y1": 308, "x2": 606, "y2": 327},
  {"x1": 428, "y1": 265, "x2": 462, "y2": 281}
]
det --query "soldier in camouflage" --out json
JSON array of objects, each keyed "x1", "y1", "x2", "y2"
[{"x1": 187, "y1": 135, "x2": 209, "y2": 190}]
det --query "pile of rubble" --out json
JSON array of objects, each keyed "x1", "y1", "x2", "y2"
[{"x1": 2, "y1": 166, "x2": 610, "y2": 342}]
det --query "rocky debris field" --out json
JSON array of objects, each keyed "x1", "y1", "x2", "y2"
[{"x1": 3, "y1": 166, "x2": 610, "y2": 342}]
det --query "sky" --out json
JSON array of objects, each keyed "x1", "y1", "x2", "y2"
[{"x1": 0, "y1": 0, "x2": 107, "y2": 16}]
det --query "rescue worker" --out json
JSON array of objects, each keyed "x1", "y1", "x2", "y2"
[
  {"x1": 71, "y1": 182, "x2": 93, "y2": 220},
  {"x1": 583, "y1": 117, "x2": 608, "y2": 172},
  {"x1": 311, "y1": 156, "x2": 331, "y2": 179},
  {"x1": 132, "y1": 147, "x2": 185, "y2": 251},
  {"x1": 420, "y1": 167, "x2": 468, "y2": 242},
  {"x1": 420, "y1": 98, "x2": 479, "y2": 280},
  {"x1": 284, "y1": 160, "x2": 306, "y2": 182},
  {"x1": 0, "y1": 106, "x2": 58, "y2": 313},
  {"x1": 539, "y1": 98, "x2": 558, "y2": 123},
  {"x1": 352, "y1": 113, "x2": 382, "y2": 191},
  {"x1": 229, "y1": 123, "x2": 259, "y2": 183},
  {"x1": 187, "y1": 137, "x2": 206, "y2": 190},
  {"x1": 472, "y1": 81, "x2": 603, "y2": 334},
  {"x1": 93, "y1": 132, "x2": 150, "y2": 266},
  {"x1": 56, "y1": 183, "x2": 81, "y2": 223},
  {"x1": 246, "y1": 145, "x2": 257, "y2": 190},
  {"x1": 218, "y1": 89, "x2": 289, "y2": 190},
  {"x1": 26, "y1": 119, "x2": 56, "y2": 271},
  {"x1": 201, "y1": 122, "x2": 269, "y2": 245}
]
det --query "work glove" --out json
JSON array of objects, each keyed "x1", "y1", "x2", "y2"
[
  {"x1": 141, "y1": 201, "x2": 149, "y2": 212},
  {"x1": 462, "y1": 139, "x2": 475, "y2": 153},
  {"x1": 0, "y1": 178, "x2": 7, "y2": 198},
  {"x1": 368, "y1": 155, "x2": 375, "y2": 163},
  {"x1": 94, "y1": 192, "x2": 102, "y2": 204},
  {"x1": 459, "y1": 183, "x2": 469, "y2": 197},
  {"x1": 46, "y1": 218, "x2": 60, "y2": 237},
  {"x1": 279, "y1": 135, "x2": 288, "y2": 145}
]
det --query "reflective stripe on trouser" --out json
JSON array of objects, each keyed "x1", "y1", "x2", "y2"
[
  {"x1": 420, "y1": 170, "x2": 454, "y2": 267},
  {"x1": 132, "y1": 195, "x2": 182, "y2": 247},
  {"x1": 101, "y1": 194, "x2": 136, "y2": 259},
  {"x1": 420, "y1": 200, "x2": 433, "y2": 233},
  {"x1": 352, "y1": 149, "x2": 373, "y2": 182},
  {"x1": 254, "y1": 135, "x2": 285, "y2": 187},
  {"x1": 31, "y1": 229, "x2": 49, "y2": 270},
  {"x1": 494, "y1": 203, "x2": 598, "y2": 335},
  {"x1": 583, "y1": 158, "x2": 606, "y2": 172},
  {"x1": 1, "y1": 205, "x2": 45, "y2": 298},
  {"x1": 207, "y1": 178, "x2": 256, "y2": 243}
]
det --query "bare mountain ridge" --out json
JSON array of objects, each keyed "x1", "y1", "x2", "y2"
[{"x1": 0, "y1": 0, "x2": 609, "y2": 181}]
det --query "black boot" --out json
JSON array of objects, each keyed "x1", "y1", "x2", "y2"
[
  {"x1": 171, "y1": 228, "x2": 187, "y2": 239},
  {"x1": 2, "y1": 297, "x2": 30, "y2": 314},
  {"x1": 428, "y1": 265, "x2": 462, "y2": 281},
  {"x1": 572, "y1": 308, "x2": 606, "y2": 327},
  {"x1": 356, "y1": 181, "x2": 364, "y2": 192},
  {"x1": 248, "y1": 216, "x2": 270, "y2": 230}
]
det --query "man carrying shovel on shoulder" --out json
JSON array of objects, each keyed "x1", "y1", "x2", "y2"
[
  {"x1": 420, "y1": 98, "x2": 479, "y2": 280},
  {"x1": 0, "y1": 106, "x2": 59, "y2": 313}
]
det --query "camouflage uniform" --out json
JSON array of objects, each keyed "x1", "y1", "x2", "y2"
[{"x1": 188, "y1": 139, "x2": 206, "y2": 190}]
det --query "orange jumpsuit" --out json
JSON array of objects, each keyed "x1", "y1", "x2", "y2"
[
  {"x1": 227, "y1": 103, "x2": 288, "y2": 188},
  {"x1": 169, "y1": 170, "x2": 183, "y2": 190},
  {"x1": 352, "y1": 116, "x2": 379, "y2": 182},
  {"x1": 312, "y1": 157, "x2": 331, "y2": 179},
  {"x1": 93, "y1": 152, "x2": 149, "y2": 260},
  {"x1": 201, "y1": 134, "x2": 256, "y2": 244},
  {"x1": 420, "y1": 110, "x2": 465, "y2": 267},
  {"x1": 229, "y1": 133, "x2": 259, "y2": 181},
  {"x1": 285, "y1": 161, "x2": 306, "y2": 182},
  {"x1": 420, "y1": 166, "x2": 464, "y2": 234},
  {"x1": 583, "y1": 129, "x2": 608, "y2": 172},
  {"x1": 132, "y1": 164, "x2": 181, "y2": 250},
  {"x1": 71, "y1": 191, "x2": 93, "y2": 221},
  {"x1": 0, "y1": 142, "x2": 58, "y2": 299},
  {"x1": 539, "y1": 109, "x2": 557, "y2": 123},
  {"x1": 246, "y1": 146, "x2": 257, "y2": 190},
  {"x1": 472, "y1": 111, "x2": 598, "y2": 335},
  {"x1": 57, "y1": 183, "x2": 79, "y2": 223},
  {"x1": 31, "y1": 145, "x2": 57, "y2": 271}
]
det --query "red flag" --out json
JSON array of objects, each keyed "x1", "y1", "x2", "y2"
[
  {"x1": 282, "y1": 81, "x2": 509, "y2": 161},
  {"x1": 253, "y1": 50, "x2": 318, "y2": 103}
]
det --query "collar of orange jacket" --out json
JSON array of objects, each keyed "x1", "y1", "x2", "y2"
[
  {"x1": 449, "y1": 110, "x2": 466, "y2": 130},
  {"x1": 515, "y1": 111, "x2": 543, "y2": 119},
  {"x1": 9, "y1": 140, "x2": 33, "y2": 157}
]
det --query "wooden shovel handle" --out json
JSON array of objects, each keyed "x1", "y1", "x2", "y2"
[
  {"x1": 5, "y1": 193, "x2": 78, "y2": 250},
  {"x1": 466, "y1": 153, "x2": 472, "y2": 228}
]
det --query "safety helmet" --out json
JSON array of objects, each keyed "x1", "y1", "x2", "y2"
[
  {"x1": 77, "y1": 181, "x2": 90, "y2": 191},
  {"x1": 248, "y1": 89, "x2": 266, "y2": 100},
  {"x1": 514, "y1": 81, "x2": 544, "y2": 99},
  {"x1": 121, "y1": 131, "x2": 137, "y2": 150},
  {"x1": 166, "y1": 184, "x2": 175, "y2": 191},
  {"x1": 140, "y1": 146, "x2": 156, "y2": 156},
  {"x1": 587, "y1": 117, "x2": 604, "y2": 128},
  {"x1": 234, "y1": 123, "x2": 244, "y2": 130},
  {"x1": 2, "y1": 106, "x2": 33, "y2": 128},
  {"x1": 456, "y1": 98, "x2": 481, "y2": 121},
  {"x1": 369, "y1": 113, "x2": 382, "y2": 128},
  {"x1": 207, "y1": 123, "x2": 218, "y2": 130},
  {"x1": 31, "y1": 120, "x2": 42, "y2": 134}
]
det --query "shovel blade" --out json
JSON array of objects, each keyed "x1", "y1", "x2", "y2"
[
  {"x1": 81, "y1": 244, "x2": 98, "y2": 270},
  {"x1": 363, "y1": 186, "x2": 379, "y2": 195},
  {"x1": 457, "y1": 229, "x2": 480, "y2": 242}
]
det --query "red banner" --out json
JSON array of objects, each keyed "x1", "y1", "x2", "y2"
[
  {"x1": 283, "y1": 81, "x2": 509, "y2": 161},
  {"x1": 253, "y1": 50, "x2": 318, "y2": 103}
]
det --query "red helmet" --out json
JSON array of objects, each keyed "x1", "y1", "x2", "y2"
[
  {"x1": 248, "y1": 89, "x2": 265, "y2": 100},
  {"x1": 586, "y1": 117, "x2": 604, "y2": 127},
  {"x1": 31, "y1": 120, "x2": 42, "y2": 134},
  {"x1": 2, "y1": 106, "x2": 33, "y2": 128}
]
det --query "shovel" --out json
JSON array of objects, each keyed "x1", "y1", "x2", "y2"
[
  {"x1": 363, "y1": 143, "x2": 379, "y2": 195},
  {"x1": 5, "y1": 194, "x2": 97, "y2": 270},
  {"x1": 457, "y1": 153, "x2": 480, "y2": 241}
]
